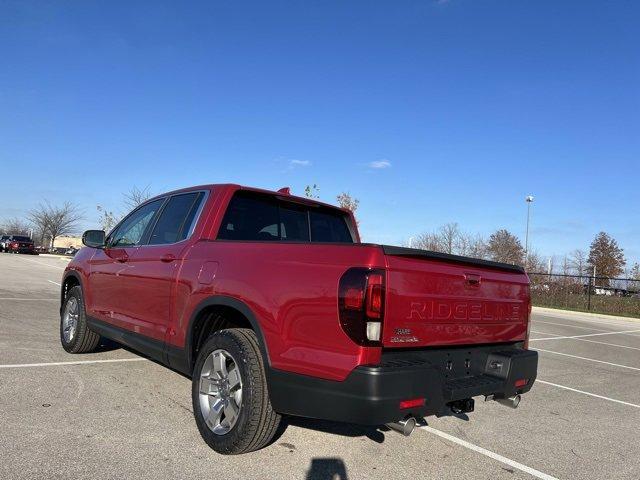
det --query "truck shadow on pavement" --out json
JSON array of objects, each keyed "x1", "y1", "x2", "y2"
[{"x1": 283, "y1": 416, "x2": 386, "y2": 444}]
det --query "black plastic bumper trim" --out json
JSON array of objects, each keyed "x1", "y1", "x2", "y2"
[{"x1": 268, "y1": 345, "x2": 537, "y2": 425}]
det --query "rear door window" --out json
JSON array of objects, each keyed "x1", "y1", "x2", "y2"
[
  {"x1": 148, "y1": 192, "x2": 204, "y2": 245},
  {"x1": 218, "y1": 193, "x2": 280, "y2": 241},
  {"x1": 217, "y1": 192, "x2": 354, "y2": 243}
]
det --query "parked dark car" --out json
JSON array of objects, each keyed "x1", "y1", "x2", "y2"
[
  {"x1": 5, "y1": 235, "x2": 35, "y2": 254},
  {"x1": 0, "y1": 235, "x2": 11, "y2": 252}
]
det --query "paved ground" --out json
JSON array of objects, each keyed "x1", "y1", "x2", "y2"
[{"x1": 1, "y1": 253, "x2": 639, "y2": 480}]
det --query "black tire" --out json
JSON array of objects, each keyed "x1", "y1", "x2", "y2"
[
  {"x1": 60, "y1": 285, "x2": 100, "y2": 353},
  {"x1": 192, "y1": 328, "x2": 282, "y2": 454}
]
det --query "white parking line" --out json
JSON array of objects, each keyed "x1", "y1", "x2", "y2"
[
  {"x1": 47, "y1": 280, "x2": 62, "y2": 286},
  {"x1": 12, "y1": 256, "x2": 66, "y2": 270},
  {"x1": 537, "y1": 380, "x2": 640, "y2": 409},
  {"x1": 533, "y1": 320, "x2": 640, "y2": 337},
  {"x1": 536, "y1": 348, "x2": 640, "y2": 371},
  {"x1": 530, "y1": 328, "x2": 640, "y2": 341},
  {"x1": 534, "y1": 320, "x2": 613, "y2": 332},
  {"x1": 0, "y1": 358, "x2": 147, "y2": 369},
  {"x1": 420, "y1": 426, "x2": 558, "y2": 480},
  {"x1": 530, "y1": 330, "x2": 640, "y2": 351},
  {"x1": 0, "y1": 297, "x2": 59, "y2": 301},
  {"x1": 534, "y1": 312, "x2": 640, "y2": 329}
]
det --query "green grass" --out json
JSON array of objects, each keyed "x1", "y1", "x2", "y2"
[{"x1": 531, "y1": 293, "x2": 640, "y2": 319}]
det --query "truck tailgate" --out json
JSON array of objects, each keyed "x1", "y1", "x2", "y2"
[{"x1": 381, "y1": 246, "x2": 530, "y2": 348}]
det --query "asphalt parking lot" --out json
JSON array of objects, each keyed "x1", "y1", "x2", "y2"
[{"x1": 1, "y1": 254, "x2": 639, "y2": 480}]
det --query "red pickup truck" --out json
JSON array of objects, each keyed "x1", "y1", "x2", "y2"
[{"x1": 60, "y1": 184, "x2": 537, "y2": 454}]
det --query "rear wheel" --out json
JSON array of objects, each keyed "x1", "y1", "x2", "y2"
[
  {"x1": 192, "y1": 328, "x2": 281, "y2": 454},
  {"x1": 60, "y1": 285, "x2": 100, "y2": 353}
]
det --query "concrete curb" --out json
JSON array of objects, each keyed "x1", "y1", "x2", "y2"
[{"x1": 532, "y1": 306, "x2": 640, "y2": 323}]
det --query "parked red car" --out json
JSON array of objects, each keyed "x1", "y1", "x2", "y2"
[
  {"x1": 60, "y1": 184, "x2": 537, "y2": 454},
  {"x1": 5, "y1": 235, "x2": 35, "y2": 254}
]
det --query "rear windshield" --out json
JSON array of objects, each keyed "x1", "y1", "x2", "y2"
[
  {"x1": 217, "y1": 191, "x2": 354, "y2": 243},
  {"x1": 12, "y1": 236, "x2": 31, "y2": 242}
]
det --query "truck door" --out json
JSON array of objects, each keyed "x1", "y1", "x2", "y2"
[{"x1": 121, "y1": 191, "x2": 206, "y2": 343}]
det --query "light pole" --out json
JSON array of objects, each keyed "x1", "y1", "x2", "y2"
[{"x1": 525, "y1": 195, "x2": 534, "y2": 266}]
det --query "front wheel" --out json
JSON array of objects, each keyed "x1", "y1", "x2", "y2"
[
  {"x1": 192, "y1": 329, "x2": 281, "y2": 454},
  {"x1": 60, "y1": 285, "x2": 100, "y2": 353}
]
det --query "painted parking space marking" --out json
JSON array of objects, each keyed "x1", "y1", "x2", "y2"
[
  {"x1": 533, "y1": 320, "x2": 640, "y2": 337},
  {"x1": 12, "y1": 256, "x2": 66, "y2": 270},
  {"x1": 47, "y1": 280, "x2": 62, "y2": 286},
  {"x1": 537, "y1": 380, "x2": 640, "y2": 409},
  {"x1": 530, "y1": 330, "x2": 640, "y2": 351},
  {"x1": 535, "y1": 349, "x2": 640, "y2": 371},
  {"x1": 0, "y1": 358, "x2": 147, "y2": 369},
  {"x1": 420, "y1": 426, "x2": 558, "y2": 480},
  {"x1": 0, "y1": 297, "x2": 59, "y2": 301}
]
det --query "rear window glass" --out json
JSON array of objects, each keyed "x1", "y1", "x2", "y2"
[
  {"x1": 310, "y1": 211, "x2": 353, "y2": 243},
  {"x1": 12, "y1": 236, "x2": 31, "y2": 242},
  {"x1": 218, "y1": 192, "x2": 353, "y2": 243}
]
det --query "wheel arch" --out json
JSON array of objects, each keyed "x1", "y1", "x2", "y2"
[
  {"x1": 185, "y1": 296, "x2": 271, "y2": 375},
  {"x1": 60, "y1": 271, "x2": 83, "y2": 314}
]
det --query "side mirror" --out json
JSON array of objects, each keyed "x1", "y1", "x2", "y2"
[{"x1": 82, "y1": 230, "x2": 106, "y2": 248}]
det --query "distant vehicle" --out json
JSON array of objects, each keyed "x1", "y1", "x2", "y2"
[
  {"x1": 5, "y1": 235, "x2": 35, "y2": 254},
  {"x1": 64, "y1": 247, "x2": 79, "y2": 256},
  {"x1": 0, "y1": 235, "x2": 10, "y2": 252},
  {"x1": 60, "y1": 184, "x2": 537, "y2": 454}
]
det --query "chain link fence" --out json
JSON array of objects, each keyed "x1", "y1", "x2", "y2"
[{"x1": 528, "y1": 272, "x2": 640, "y2": 318}]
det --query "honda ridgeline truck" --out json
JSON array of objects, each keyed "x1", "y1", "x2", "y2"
[{"x1": 60, "y1": 184, "x2": 537, "y2": 454}]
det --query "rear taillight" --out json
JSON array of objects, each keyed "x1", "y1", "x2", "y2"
[
  {"x1": 338, "y1": 268, "x2": 386, "y2": 346},
  {"x1": 10, "y1": 242, "x2": 18, "y2": 248}
]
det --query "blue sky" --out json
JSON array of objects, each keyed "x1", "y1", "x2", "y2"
[{"x1": 1, "y1": 1, "x2": 638, "y2": 265}]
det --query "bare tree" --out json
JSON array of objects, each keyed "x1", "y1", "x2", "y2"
[
  {"x1": 336, "y1": 192, "x2": 360, "y2": 225},
  {"x1": 28, "y1": 201, "x2": 83, "y2": 248},
  {"x1": 465, "y1": 233, "x2": 488, "y2": 260},
  {"x1": 525, "y1": 251, "x2": 546, "y2": 272},
  {"x1": 414, "y1": 232, "x2": 442, "y2": 252},
  {"x1": 569, "y1": 249, "x2": 588, "y2": 276},
  {"x1": 96, "y1": 205, "x2": 118, "y2": 233},
  {"x1": 438, "y1": 223, "x2": 461, "y2": 255},
  {"x1": 123, "y1": 185, "x2": 153, "y2": 210},
  {"x1": 630, "y1": 263, "x2": 640, "y2": 281},
  {"x1": 1, "y1": 217, "x2": 31, "y2": 235},
  {"x1": 487, "y1": 229, "x2": 525, "y2": 266}
]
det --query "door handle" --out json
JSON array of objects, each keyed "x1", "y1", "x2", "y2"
[{"x1": 161, "y1": 254, "x2": 176, "y2": 263}]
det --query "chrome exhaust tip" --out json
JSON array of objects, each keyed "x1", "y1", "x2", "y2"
[
  {"x1": 385, "y1": 416, "x2": 417, "y2": 437},
  {"x1": 494, "y1": 394, "x2": 521, "y2": 409}
]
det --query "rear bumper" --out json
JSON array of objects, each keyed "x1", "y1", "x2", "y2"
[{"x1": 268, "y1": 344, "x2": 537, "y2": 425}]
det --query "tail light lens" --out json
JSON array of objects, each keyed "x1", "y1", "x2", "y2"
[{"x1": 339, "y1": 268, "x2": 386, "y2": 346}]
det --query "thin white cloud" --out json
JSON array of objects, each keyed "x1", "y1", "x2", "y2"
[
  {"x1": 368, "y1": 160, "x2": 392, "y2": 169},
  {"x1": 289, "y1": 159, "x2": 311, "y2": 167}
]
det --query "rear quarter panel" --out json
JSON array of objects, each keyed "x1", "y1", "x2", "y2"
[{"x1": 172, "y1": 241, "x2": 385, "y2": 381}]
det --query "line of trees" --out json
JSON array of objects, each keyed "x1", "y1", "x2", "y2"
[
  {"x1": 1, "y1": 186, "x2": 153, "y2": 248},
  {"x1": 412, "y1": 222, "x2": 638, "y2": 282},
  {"x1": 0, "y1": 202, "x2": 83, "y2": 248},
  {"x1": 302, "y1": 184, "x2": 637, "y2": 282}
]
